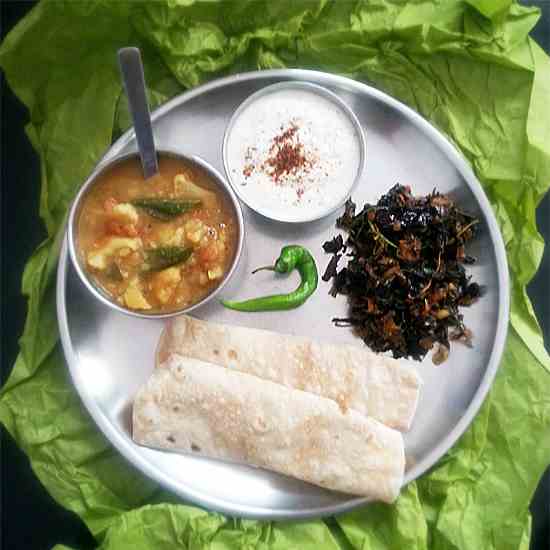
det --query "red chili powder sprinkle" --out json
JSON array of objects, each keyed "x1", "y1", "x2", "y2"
[{"x1": 263, "y1": 123, "x2": 314, "y2": 184}]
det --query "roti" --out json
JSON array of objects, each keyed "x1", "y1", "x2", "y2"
[
  {"x1": 157, "y1": 316, "x2": 421, "y2": 431},
  {"x1": 133, "y1": 354, "x2": 405, "y2": 502}
]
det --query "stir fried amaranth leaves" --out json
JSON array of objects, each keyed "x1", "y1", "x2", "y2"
[{"x1": 323, "y1": 184, "x2": 483, "y2": 363}]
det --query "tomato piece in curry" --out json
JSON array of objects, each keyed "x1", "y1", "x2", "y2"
[{"x1": 77, "y1": 156, "x2": 238, "y2": 313}]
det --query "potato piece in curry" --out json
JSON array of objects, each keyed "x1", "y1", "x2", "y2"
[{"x1": 77, "y1": 156, "x2": 238, "y2": 313}]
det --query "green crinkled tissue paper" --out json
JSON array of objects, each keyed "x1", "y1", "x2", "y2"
[{"x1": 2, "y1": 1, "x2": 550, "y2": 549}]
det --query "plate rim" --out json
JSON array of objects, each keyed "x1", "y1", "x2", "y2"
[{"x1": 56, "y1": 68, "x2": 510, "y2": 519}]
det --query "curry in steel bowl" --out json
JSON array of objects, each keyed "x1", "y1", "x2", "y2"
[{"x1": 73, "y1": 154, "x2": 240, "y2": 314}]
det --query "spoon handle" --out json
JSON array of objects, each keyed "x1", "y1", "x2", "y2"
[{"x1": 118, "y1": 48, "x2": 159, "y2": 179}]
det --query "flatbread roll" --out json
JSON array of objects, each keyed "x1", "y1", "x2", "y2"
[
  {"x1": 133, "y1": 355, "x2": 405, "y2": 502},
  {"x1": 157, "y1": 316, "x2": 421, "y2": 431}
]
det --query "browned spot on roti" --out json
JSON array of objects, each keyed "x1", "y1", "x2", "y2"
[
  {"x1": 157, "y1": 331, "x2": 169, "y2": 363},
  {"x1": 228, "y1": 349, "x2": 238, "y2": 360},
  {"x1": 292, "y1": 415, "x2": 331, "y2": 479},
  {"x1": 292, "y1": 342, "x2": 320, "y2": 391},
  {"x1": 336, "y1": 394, "x2": 349, "y2": 414},
  {"x1": 336, "y1": 352, "x2": 356, "y2": 412},
  {"x1": 167, "y1": 435, "x2": 175, "y2": 443}
]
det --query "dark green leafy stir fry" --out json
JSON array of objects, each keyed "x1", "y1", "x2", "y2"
[{"x1": 323, "y1": 184, "x2": 483, "y2": 363}]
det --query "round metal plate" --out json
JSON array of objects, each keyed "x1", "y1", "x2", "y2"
[{"x1": 57, "y1": 69, "x2": 509, "y2": 519}]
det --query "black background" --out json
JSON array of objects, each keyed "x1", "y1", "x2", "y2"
[{"x1": 2, "y1": 2, "x2": 549, "y2": 549}]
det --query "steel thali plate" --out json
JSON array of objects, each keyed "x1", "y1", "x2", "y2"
[{"x1": 56, "y1": 69, "x2": 509, "y2": 519}]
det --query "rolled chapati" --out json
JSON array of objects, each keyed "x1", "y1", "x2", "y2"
[
  {"x1": 157, "y1": 316, "x2": 421, "y2": 431},
  {"x1": 133, "y1": 355, "x2": 405, "y2": 502}
]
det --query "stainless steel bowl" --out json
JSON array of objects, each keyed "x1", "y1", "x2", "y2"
[
  {"x1": 67, "y1": 150, "x2": 245, "y2": 319},
  {"x1": 222, "y1": 81, "x2": 367, "y2": 224}
]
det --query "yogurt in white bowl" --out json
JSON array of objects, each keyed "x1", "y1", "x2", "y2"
[{"x1": 223, "y1": 81, "x2": 366, "y2": 223}]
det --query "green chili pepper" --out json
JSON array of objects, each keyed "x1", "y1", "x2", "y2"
[
  {"x1": 132, "y1": 198, "x2": 201, "y2": 220},
  {"x1": 143, "y1": 246, "x2": 193, "y2": 272},
  {"x1": 221, "y1": 245, "x2": 318, "y2": 312}
]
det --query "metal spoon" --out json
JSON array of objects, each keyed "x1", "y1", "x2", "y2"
[{"x1": 118, "y1": 47, "x2": 159, "y2": 179}]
